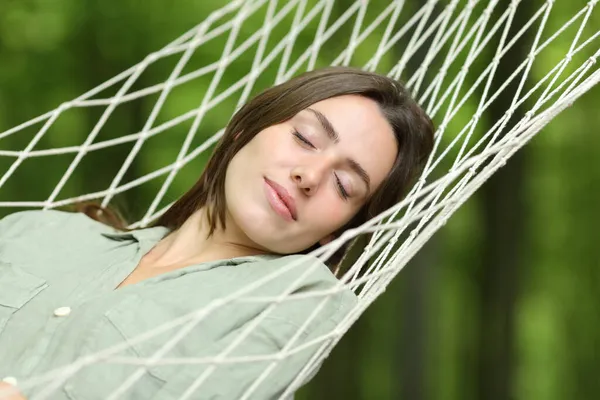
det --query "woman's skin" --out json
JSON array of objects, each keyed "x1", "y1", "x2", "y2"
[
  {"x1": 0, "y1": 382, "x2": 26, "y2": 400},
  {"x1": 138, "y1": 94, "x2": 397, "y2": 275},
  {"x1": 2, "y1": 95, "x2": 398, "y2": 397},
  {"x1": 117, "y1": 95, "x2": 397, "y2": 288}
]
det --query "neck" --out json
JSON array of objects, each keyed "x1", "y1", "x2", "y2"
[{"x1": 143, "y1": 208, "x2": 268, "y2": 270}]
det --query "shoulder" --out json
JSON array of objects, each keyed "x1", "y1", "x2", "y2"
[
  {"x1": 254, "y1": 254, "x2": 345, "y2": 286},
  {"x1": 246, "y1": 253, "x2": 358, "y2": 328},
  {"x1": 0, "y1": 209, "x2": 66, "y2": 235},
  {"x1": 260, "y1": 254, "x2": 344, "y2": 289},
  {"x1": 0, "y1": 209, "x2": 112, "y2": 240}
]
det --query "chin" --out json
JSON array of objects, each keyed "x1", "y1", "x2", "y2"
[
  {"x1": 237, "y1": 219, "x2": 303, "y2": 254},
  {"x1": 227, "y1": 191, "x2": 313, "y2": 254}
]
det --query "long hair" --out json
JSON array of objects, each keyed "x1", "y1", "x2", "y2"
[{"x1": 77, "y1": 67, "x2": 435, "y2": 272}]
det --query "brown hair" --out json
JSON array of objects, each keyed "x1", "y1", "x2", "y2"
[{"x1": 78, "y1": 67, "x2": 434, "y2": 271}]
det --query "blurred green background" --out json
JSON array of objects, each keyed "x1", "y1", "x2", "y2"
[{"x1": 0, "y1": 1, "x2": 599, "y2": 399}]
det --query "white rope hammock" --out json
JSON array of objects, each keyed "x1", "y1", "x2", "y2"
[{"x1": 1, "y1": 0, "x2": 599, "y2": 398}]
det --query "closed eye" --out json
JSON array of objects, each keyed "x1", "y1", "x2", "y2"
[
  {"x1": 335, "y1": 173, "x2": 349, "y2": 200},
  {"x1": 292, "y1": 130, "x2": 315, "y2": 148}
]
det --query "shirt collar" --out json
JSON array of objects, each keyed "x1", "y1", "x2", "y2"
[
  {"x1": 101, "y1": 227, "x2": 282, "y2": 264},
  {"x1": 101, "y1": 226, "x2": 170, "y2": 245}
]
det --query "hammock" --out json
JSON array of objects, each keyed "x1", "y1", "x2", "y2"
[{"x1": 1, "y1": 0, "x2": 598, "y2": 398}]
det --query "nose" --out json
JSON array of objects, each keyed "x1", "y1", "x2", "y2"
[{"x1": 291, "y1": 164, "x2": 324, "y2": 196}]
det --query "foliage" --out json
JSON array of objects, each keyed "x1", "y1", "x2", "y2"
[{"x1": 0, "y1": 1, "x2": 598, "y2": 399}]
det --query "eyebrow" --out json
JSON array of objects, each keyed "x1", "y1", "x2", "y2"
[{"x1": 306, "y1": 108, "x2": 372, "y2": 195}]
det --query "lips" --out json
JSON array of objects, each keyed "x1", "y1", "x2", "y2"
[{"x1": 264, "y1": 177, "x2": 297, "y2": 221}]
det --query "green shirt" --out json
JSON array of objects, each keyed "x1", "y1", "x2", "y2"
[{"x1": 0, "y1": 210, "x2": 356, "y2": 399}]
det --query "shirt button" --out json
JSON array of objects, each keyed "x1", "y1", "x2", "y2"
[
  {"x1": 1, "y1": 376, "x2": 18, "y2": 386},
  {"x1": 53, "y1": 306, "x2": 71, "y2": 317}
]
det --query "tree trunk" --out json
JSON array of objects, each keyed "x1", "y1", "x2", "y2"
[
  {"x1": 396, "y1": 238, "x2": 437, "y2": 400},
  {"x1": 476, "y1": 5, "x2": 531, "y2": 399}
]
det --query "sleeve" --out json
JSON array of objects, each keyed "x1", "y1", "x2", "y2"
[
  {"x1": 146, "y1": 257, "x2": 358, "y2": 400},
  {"x1": 84, "y1": 255, "x2": 357, "y2": 400},
  {"x1": 152, "y1": 315, "x2": 343, "y2": 400}
]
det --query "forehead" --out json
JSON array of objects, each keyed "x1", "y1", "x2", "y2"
[
  {"x1": 300, "y1": 95, "x2": 393, "y2": 141},
  {"x1": 297, "y1": 95, "x2": 398, "y2": 188}
]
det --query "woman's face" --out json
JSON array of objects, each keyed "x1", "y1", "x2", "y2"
[{"x1": 224, "y1": 94, "x2": 397, "y2": 254}]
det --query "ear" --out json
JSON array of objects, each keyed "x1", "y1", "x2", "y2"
[
  {"x1": 233, "y1": 131, "x2": 242, "y2": 141},
  {"x1": 319, "y1": 234, "x2": 335, "y2": 246}
]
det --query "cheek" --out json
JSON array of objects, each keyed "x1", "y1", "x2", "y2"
[
  {"x1": 242, "y1": 130, "x2": 292, "y2": 168},
  {"x1": 327, "y1": 206, "x2": 346, "y2": 223},
  {"x1": 310, "y1": 196, "x2": 356, "y2": 231}
]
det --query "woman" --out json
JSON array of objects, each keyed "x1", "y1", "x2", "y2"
[{"x1": 0, "y1": 67, "x2": 434, "y2": 399}]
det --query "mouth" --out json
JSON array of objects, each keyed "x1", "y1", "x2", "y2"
[{"x1": 264, "y1": 177, "x2": 298, "y2": 222}]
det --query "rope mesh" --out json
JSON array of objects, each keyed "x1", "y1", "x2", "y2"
[{"x1": 1, "y1": 0, "x2": 599, "y2": 398}]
